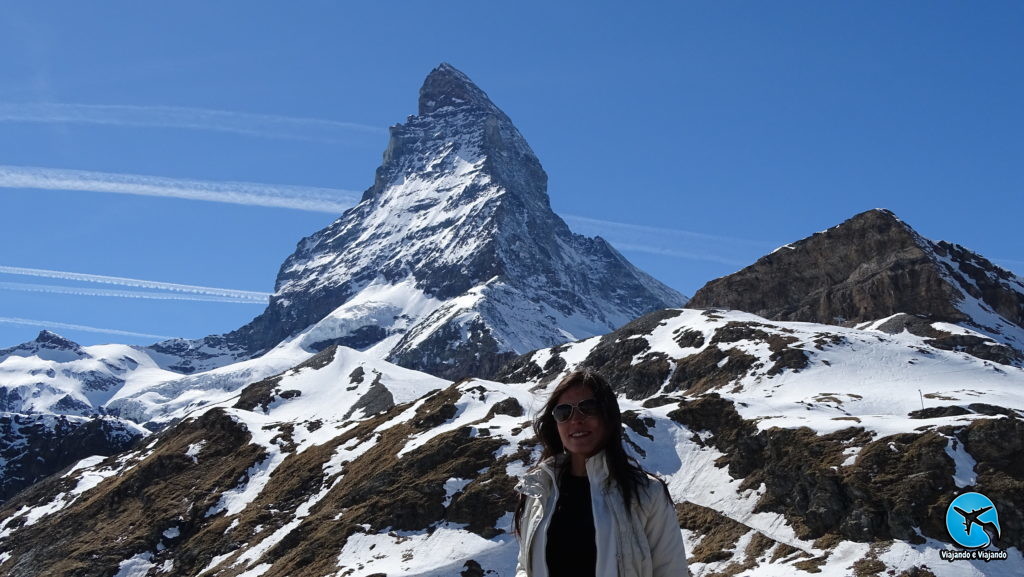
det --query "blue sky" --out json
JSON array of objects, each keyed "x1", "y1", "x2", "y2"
[{"x1": 1, "y1": 1, "x2": 1021, "y2": 348}]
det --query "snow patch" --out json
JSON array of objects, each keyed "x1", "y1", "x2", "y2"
[
  {"x1": 186, "y1": 441, "x2": 205, "y2": 463},
  {"x1": 442, "y1": 477, "x2": 472, "y2": 507},
  {"x1": 198, "y1": 551, "x2": 235, "y2": 576},
  {"x1": 206, "y1": 449, "x2": 287, "y2": 518},
  {"x1": 944, "y1": 437, "x2": 978, "y2": 488},
  {"x1": 113, "y1": 552, "x2": 155, "y2": 577},
  {"x1": 841, "y1": 446, "x2": 861, "y2": 467},
  {"x1": 335, "y1": 525, "x2": 517, "y2": 577}
]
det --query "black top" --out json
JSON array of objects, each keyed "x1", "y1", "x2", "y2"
[{"x1": 545, "y1": 472, "x2": 597, "y2": 577}]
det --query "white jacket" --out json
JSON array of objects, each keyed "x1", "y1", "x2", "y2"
[{"x1": 515, "y1": 451, "x2": 689, "y2": 577}]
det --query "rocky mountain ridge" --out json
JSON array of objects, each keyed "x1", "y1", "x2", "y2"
[
  {"x1": 689, "y1": 208, "x2": 1024, "y2": 365},
  {"x1": 2, "y1": 307, "x2": 1021, "y2": 576},
  {"x1": 2, "y1": 208, "x2": 1022, "y2": 573}
]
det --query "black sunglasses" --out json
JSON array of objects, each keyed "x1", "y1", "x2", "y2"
[{"x1": 551, "y1": 398, "x2": 601, "y2": 423}]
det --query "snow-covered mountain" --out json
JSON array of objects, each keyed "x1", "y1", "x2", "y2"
[
  {"x1": 2, "y1": 62, "x2": 1023, "y2": 577},
  {"x1": 168, "y1": 62, "x2": 685, "y2": 379},
  {"x1": 2, "y1": 308, "x2": 1021, "y2": 576},
  {"x1": 3, "y1": 202, "x2": 1023, "y2": 576},
  {"x1": 0, "y1": 62, "x2": 683, "y2": 508},
  {"x1": 689, "y1": 209, "x2": 1024, "y2": 365},
  {"x1": 0, "y1": 331, "x2": 179, "y2": 417},
  {"x1": 0, "y1": 332, "x2": 157, "y2": 501}
]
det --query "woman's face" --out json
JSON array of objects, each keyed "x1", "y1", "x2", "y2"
[{"x1": 554, "y1": 384, "x2": 607, "y2": 459}]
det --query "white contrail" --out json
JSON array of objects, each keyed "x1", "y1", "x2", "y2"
[
  {"x1": 604, "y1": 242, "x2": 752, "y2": 265},
  {"x1": 0, "y1": 165, "x2": 361, "y2": 213},
  {"x1": 0, "y1": 317, "x2": 175, "y2": 340},
  {"x1": 0, "y1": 281, "x2": 267, "y2": 304},
  {"x1": 564, "y1": 215, "x2": 752, "y2": 242},
  {"x1": 0, "y1": 265, "x2": 270, "y2": 301},
  {"x1": 0, "y1": 163, "x2": 771, "y2": 265},
  {"x1": 562, "y1": 214, "x2": 775, "y2": 266},
  {"x1": 0, "y1": 102, "x2": 385, "y2": 142}
]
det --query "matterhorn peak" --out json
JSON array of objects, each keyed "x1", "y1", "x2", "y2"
[
  {"x1": 365, "y1": 62, "x2": 543, "y2": 205},
  {"x1": 193, "y1": 62, "x2": 685, "y2": 379},
  {"x1": 418, "y1": 62, "x2": 499, "y2": 116}
]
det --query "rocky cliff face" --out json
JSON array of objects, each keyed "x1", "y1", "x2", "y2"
[
  {"x1": 0, "y1": 413, "x2": 144, "y2": 505},
  {"x1": 206, "y1": 63, "x2": 684, "y2": 379},
  {"x1": 688, "y1": 209, "x2": 1024, "y2": 363},
  {"x1": 0, "y1": 330, "x2": 85, "y2": 360}
]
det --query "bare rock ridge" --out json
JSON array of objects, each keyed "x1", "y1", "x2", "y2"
[
  {"x1": 690, "y1": 209, "x2": 960, "y2": 324},
  {"x1": 155, "y1": 62, "x2": 686, "y2": 379},
  {"x1": 688, "y1": 208, "x2": 1024, "y2": 363}
]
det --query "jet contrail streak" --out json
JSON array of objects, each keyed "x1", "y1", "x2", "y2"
[
  {"x1": 0, "y1": 265, "x2": 270, "y2": 301},
  {"x1": 0, "y1": 281, "x2": 267, "y2": 303},
  {"x1": 0, "y1": 102, "x2": 385, "y2": 143},
  {"x1": 562, "y1": 214, "x2": 775, "y2": 266},
  {"x1": 563, "y1": 214, "x2": 763, "y2": 243},
  {"x1": 0, "y1": 317, "x2": 175, "y2": 340},
  {"x1": 0, "y1": 165, "x2": 361, "y2": 213},
  {"x1": 0, "y1": 163, "x2": 773, "y2": 266}
]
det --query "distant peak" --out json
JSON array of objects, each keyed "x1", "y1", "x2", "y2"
[
  {"x1": 418, "y1": 63, "x2": 497, "y2": 116},
  {"x1": 35, "y1": 330, "x2": 80, "y2": 349}
]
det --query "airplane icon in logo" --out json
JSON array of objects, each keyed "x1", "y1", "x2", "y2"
[{"x1": 953, "y1": 506, "x2": 1001, "y2": 542}]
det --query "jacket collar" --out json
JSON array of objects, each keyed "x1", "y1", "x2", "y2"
[{"x1": 516, "y1": 450, "x2": 611, "y2": 497}]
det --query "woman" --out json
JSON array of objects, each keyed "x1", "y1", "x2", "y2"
[{"x1": 514, "y1": 370, "x2": 688, "y2": 577}]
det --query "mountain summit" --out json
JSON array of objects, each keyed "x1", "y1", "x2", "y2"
[
  {"x1": 417, "y1": 62, "x2": 499, "y2": 117},
  {"x1": 688, "y1": 208, "x2": 1024, "y2": 363},
  {"x1": 172, "y1": 63, "x2": 684, "y2": 379}
]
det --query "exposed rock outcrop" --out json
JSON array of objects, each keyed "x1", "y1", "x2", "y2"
[
  {"x1": 496, "y1": 308, "x2": 813, "y2": 399},
  {"x1": 668, "y1": 394, "x2": 1024, "y2": 549},
  {"x1": 688, "y1": 209, "x2": 1024, "y2": 361},
  {"x1": 0, "y1": 414, "x2": 143, "y2": 505}
]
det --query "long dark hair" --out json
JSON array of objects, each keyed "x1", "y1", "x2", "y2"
[{"x1": 514, "y1": 369, "x2": 649, "y2": 537}]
